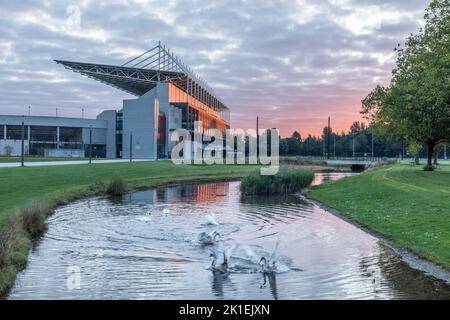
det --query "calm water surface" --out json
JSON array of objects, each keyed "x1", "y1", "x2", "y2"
[{"x1": 9, "y1": 172, "x2": 450, "y2": 299}]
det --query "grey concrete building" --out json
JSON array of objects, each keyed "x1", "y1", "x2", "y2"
[
  {"x1": 1, "y1": 43, "x2": 231, "y2": 160},
  {"x1": 55, "y1": 42, "x2": 230, "y2": 160},
  {"x1": 0, "y1": 114, "x2": 115, "y2": 158}
]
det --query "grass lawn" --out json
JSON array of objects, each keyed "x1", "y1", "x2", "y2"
[
  {"x1": 308, "y1": 163, "x2": 450, "y2": 270},
  {"x1": 0, "y1": 160, "x2": 343, "y2": 296},
  {"x1": 0, "y1": 160, "x2": 266, "y2": 296},
  {"x1": 0, "y1": 161, "x2": 261, "y2": 226}
]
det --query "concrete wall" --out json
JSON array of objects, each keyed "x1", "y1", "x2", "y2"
[
  {"x1": 162, "y1": 104, "x2": 182, "y2": 157},
  {"x1": 0, "y1": 140, "x2": 29, "y2": 156},
  {"x1": 96, "y1": 110, "x2": 117, "y2": 158},
  {"x1": 81, "y1": 128, "x2": 107, "y2": 145},
  {"x1": 45, "y1": 149, "x2": 85, "y2": 157},
  {"x1": 123, "y1": 86, "x2": 159, "y2": 159}
]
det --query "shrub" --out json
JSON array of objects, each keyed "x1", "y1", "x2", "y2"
[
  {"x1": 19, "y1": 204, "x2": 49, "y2": 240},
  {"x1": 240, "y1": 168, "x2": 314, "y2": 195},
  {"x1": 106, "y1": 176, "x2": 127, "y2": 197},
  {"x1": 0, "y1": 223, "x2": 17, "y2": 267}
]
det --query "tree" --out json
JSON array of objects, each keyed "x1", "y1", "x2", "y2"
[
  {"x1": 407, "y1": 140, "x2": 423, "y2": 165},
  {"x1": 291, "y1": 131, "x2": 302, "y2": 141},
  {"x1": 287, "y1": 132, "x2": 302, "y2": 155},
  {"x1": 361, "y1": 0, "x2": 450, "y2": 169}
]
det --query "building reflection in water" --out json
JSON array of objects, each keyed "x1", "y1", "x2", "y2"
[{"x1": 124, "y1": 182, "x2": 230, "y2": 206}]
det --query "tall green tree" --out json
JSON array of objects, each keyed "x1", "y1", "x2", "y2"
[{"x1": 361, "y1": 0, "x2": 450, "y2": 169}]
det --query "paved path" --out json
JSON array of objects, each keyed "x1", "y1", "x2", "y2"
[{"x1": 0, "y1": 159, "x2": 154, "y2": 168}]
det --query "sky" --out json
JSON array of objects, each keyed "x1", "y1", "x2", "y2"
[{"x1": 0, "y1": 0, "x2": 430, "y2": 137}]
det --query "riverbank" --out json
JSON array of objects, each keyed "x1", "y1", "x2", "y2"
[
  {"x1": 307, "y1": 163, "x2": 450, "y2": 272},
  {"x1": 0, "y1": 161, "x2": 342, "y2": 297},
  {"x1": 0, "y1": 161, "x2": 263, "y2": 297}
]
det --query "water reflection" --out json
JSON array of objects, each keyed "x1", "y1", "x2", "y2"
[
  {"x1": 211, "y1": 271, "x2": 234, "y2": 299},
  {"x1": 311, "y1": 172, "x2": 357, "y2": 186},
  {"x1": 8, "y1": 173, "x2": 450, "y2": 300},
  {"x1": 260, "y1": 273, "x2": 278, "y2": 300}
]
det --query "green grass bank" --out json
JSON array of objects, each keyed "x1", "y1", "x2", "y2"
[
  {"x1": 0, "y1": 161, "x2": 263, "y2": 297},
  {"x1": 308, "y1": 164, "x2": 450, "y2": 270},
  {"x1": 0, "y1": 160, "x2": 340, "y2": 297}
]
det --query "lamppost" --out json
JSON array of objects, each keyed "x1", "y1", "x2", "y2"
[
  {"x1": 256, "y1": 116, "x2": 259, "y2": 159},
  {"x1": 352, "y1": 130, "x2": 355, "y2": 159},
  {"x1": 21, "y1": 117, "x2": 25, "y2": 167},
  {"x1": 401, "y1": 139, "x2": 404, "y2": 160},
  {"x1": 89, "y1": 126, "x2": 92, "y2": 164},
  {"x1": 129, "y1": 131, "x2": 133, "y2": 163},
  {"x1": 372, "y1": 127, "x2": 375, "y2": 160},
  {"x1": 327, "y1": 116, "x2": 330, "y2": 160},
  {"x1": 333, "y1": 134, "x2": 336, "y2": 158}
]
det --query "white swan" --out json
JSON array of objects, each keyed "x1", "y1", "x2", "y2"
[
  {"x1": 259, "y1": 240, "x2": 279, "y2": 274},
  {"x1": 198, "y1": 230, "x2": 220, "y2": 245},
  {"x1": 203, "y1": 213, "x2": 219, "y2": 226},
  {"x1": 209, "y1": 243, "x2": 236, "y2": 273},
  {"x1": 259, "y1": 257, "x2": 276, "y2": 274},
  {"x1": 209, "y1": 251, "x2": 228, "y2": 273}
]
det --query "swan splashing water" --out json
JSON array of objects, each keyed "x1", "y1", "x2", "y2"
[{"x1": 202, "y1": 213, "x2": 219, "y2": 226}]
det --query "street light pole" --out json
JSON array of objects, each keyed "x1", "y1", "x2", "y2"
[
  {"x1": 130, "y1": 132, "x2": 133, "y2": 163},
  {"x1": 256, "y1": 116, "x2": 259, "y2": 159},
  {"x1": 21, "y1": 119, "x2": 25, "y2": 167},
  {"x1": 401, "y1": 139, "x2": 404, "y2": 160},
  {"x1": 333, "y1": 135, "x2": 336, "y2": 158},
  {"x1": 89, "y1": 126, "x2": 93, "y2": 164},
  {"x1": 372, "y1": 127, "x2": 375, "y2": 160},
  {"x1": 352, "y1": 130, "x2": 355, "y2": 159},
  {"x1": 327, "y1": 116, "x2": 330, "y2": 160}
]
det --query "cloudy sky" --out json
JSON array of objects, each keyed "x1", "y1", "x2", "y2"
[{"x1": 0, "y1": 0, "x2": 430, "y2": 137}]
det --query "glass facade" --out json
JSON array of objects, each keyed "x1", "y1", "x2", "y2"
[
  {"x1": 6, "y1": 125, "x2": 27, "y2": 140},
  {"x1": 116, "y1": 112, "x2": 123, "y2": 158},
  {"x1": 84, "y1": 144, "x2": 106, "y2": 158},
  {"x1": 30, "y1": 126, "x2": 57, "y2": 142},
  {"x1": 168, "y1": 82, "x2": 230, "y2": 136},
  {"x1": 59, "y1": 127, "x2": 83, "y2": 149},
  {"x1": 59, "y1": 127, "x2": 82, "y2": 143}
]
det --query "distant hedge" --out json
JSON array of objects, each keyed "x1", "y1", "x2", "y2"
[{"x1": 240, "y1": 168, "x2": 314, "y2": 195}]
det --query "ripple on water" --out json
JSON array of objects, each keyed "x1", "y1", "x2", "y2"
[{"x1": 8, "y1": 176, "x2": 450, "y2": 300}]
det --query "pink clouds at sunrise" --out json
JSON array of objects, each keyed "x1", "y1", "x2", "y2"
[{"x1": 0, "y1": 0, "x2": 429, "y2": 136}]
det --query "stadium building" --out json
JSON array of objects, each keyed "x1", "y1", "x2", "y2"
[{"x1": 0, "y1": 42, "x2": 230, "y2": 159}]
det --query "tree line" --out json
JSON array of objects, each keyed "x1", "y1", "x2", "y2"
[{"x1": 278, "y1": 121, "x2": 448, "y2": 160}]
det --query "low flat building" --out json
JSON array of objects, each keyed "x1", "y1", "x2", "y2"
[{"x1": 0, "y1": 114, "x2": 114, "y2": 158}]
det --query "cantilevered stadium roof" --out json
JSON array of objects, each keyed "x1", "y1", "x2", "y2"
[{"x1": 55, "y1": 42, "x2": 228, "y2": 111}]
